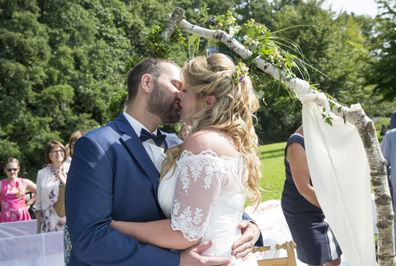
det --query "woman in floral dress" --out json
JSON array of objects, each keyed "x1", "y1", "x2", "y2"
[
  {"x1": 36, "y1": 141, "x2": 69, "y2": 233},
  {"x1": 0, "y1": 158, "x2": 36, "y2": 222}
]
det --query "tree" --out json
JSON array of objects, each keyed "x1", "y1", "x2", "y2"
[
  {"x1": 0, "y1": 2, "x2": 55, "y2": 177},
  {"x1": 0, "y1": 0, "x2": 140, "y2": 178},
  {"x1": 0, "y1": 0, "x2": 384, "y2": 178},
  {"x1": 235, "y1": 0, "x2": 373, "y2": 142},
  {"x1": 367, "y1": 0, "x2": 396, "y2": 101},
  {"x1": 0, "y1": 0, "x2": 202, "y2": 178}
]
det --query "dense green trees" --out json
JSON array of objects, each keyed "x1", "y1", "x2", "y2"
[
  {"x1": 367, "y1": 0, "x2": 396, "y2": 101},
  {"x1": 234, "y1": 0, "x2": 385, "y2": 143},
  {"x1": 254, "y1": 0, "x2": 375, "y2": 142},
  {"x1": 0, "y1": 0, "x2": 393, "y2": 178},
  {"x1": 1, "y1": 1, "x2": 132, "y2": 177}
]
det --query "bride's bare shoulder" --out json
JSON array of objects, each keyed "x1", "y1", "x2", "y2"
[{"x1": 182, "y1": 128, "x2": 238, "y2": 157}]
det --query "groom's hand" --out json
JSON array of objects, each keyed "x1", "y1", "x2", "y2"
[
  {"x1": 179, "y1": 240, "x2": 231, "y2": 266},
  {"x1": 231, "y1": 220, "x2": 260, "y2": 260}
]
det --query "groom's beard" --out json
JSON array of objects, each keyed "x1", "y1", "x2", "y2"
[{"x1": 148, "y1": 80, "x2": 180, "y2": 125}]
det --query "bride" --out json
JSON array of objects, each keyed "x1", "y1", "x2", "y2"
[{"x1": 111, "y1": 53, "x2": 262, "y2": 265}]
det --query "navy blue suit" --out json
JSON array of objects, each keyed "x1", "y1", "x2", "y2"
[
  {"x1": 65, "y1": 113, "x2": 182, "y2": 265},
  {"x1": 65, "y1": 112, "x2": 262, "y2": 265}
]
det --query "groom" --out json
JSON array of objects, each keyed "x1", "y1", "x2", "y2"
[{"x1": 65, "y1": 57, "x2": 262, "y2": 265}]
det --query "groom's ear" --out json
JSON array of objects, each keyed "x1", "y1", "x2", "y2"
[
  {"x1": 205, "y1": 96, "x2": 216, "y2": 111},
  {"x1": 141, "y1": 74, "x2": 154, "y2": 94}
]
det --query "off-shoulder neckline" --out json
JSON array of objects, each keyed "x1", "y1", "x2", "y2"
[{"x1": 179, "y1": 149, "x2": 241, "y2": 160}]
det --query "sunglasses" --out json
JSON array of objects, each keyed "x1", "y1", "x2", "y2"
[{"x1": 6, "y1": 168, "x2": 18, "y2": 172}]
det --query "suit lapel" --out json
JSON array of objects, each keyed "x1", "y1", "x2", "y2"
[{"x1": 114, "y1": 114, "x2": 161, "y2": 196}]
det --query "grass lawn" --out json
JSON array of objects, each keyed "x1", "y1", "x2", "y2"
[
  {"x1": 258, "y1": 142, "x2": 286, "y2": 202},
  {"x1": 253, "y1": 130, "x2": 385, "y2": 205}
]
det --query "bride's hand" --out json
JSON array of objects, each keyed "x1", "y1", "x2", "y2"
[
  {"x1": 109, "y1": 220, "x2": 118, "y2": 229},
  {"x1": 180, "y1": 240, "x2": 231, "y2": 266},
  {"x1": 231, "y1": 220, "x2": 260, "y2": 260}
]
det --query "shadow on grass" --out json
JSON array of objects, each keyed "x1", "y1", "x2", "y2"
[{"x1": 259, "y1": 148, "x2": 284, "y2": 160}]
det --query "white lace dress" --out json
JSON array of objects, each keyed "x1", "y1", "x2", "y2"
[{"x1": 158, "y1": 150, "x2": 258, "y2": 266}]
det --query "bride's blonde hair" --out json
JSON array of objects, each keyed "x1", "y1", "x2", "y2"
[{"x1": 161, "y1": 53, "x2": 262, "y2": 208}]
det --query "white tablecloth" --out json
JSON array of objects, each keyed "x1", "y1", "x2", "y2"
[{"x1": 0, "y1": 220, "x2": 64, "y2": 266}]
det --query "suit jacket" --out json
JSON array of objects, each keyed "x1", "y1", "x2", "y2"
[
  {"x1": 65, "y1": 112, "x2": 263, "y2": 265},
  {"x1": 65, "y1": 113, "x2": 182, "y2": 265}
]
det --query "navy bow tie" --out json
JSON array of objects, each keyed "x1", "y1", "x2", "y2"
[{"x1": 140, "y1": 128, "x2": 166, "y2": 147}]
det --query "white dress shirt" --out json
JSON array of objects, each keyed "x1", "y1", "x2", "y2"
[{"x1": 123, "y1": 111, "x2": 166, "y2": 172}]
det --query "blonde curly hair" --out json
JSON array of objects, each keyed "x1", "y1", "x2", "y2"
[{"x1": 161, "y1": 53, "x2": 262, "y2": 208}]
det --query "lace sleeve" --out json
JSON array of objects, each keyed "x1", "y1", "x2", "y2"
[{"x1": 170, "y1": 151, "x2": 226, "y2": 241}]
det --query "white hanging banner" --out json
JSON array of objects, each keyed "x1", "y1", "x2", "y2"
[{"x1": 302, "y1": 100, "x2": 377, "y2": 266}]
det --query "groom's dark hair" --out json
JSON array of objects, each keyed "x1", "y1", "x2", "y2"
[{"x1": 127, "y1": 58, "x2": 178, "y2": 102}]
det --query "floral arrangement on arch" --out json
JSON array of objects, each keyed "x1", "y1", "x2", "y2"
[
  {"x1": 200, "y1": 9, "x2": 309, "y2": 80},
  {"x1": 196, "y1": 9, "x2": 335, "y2": 124},
  {"x1": 143, "y1": 8, "x2": 320, "y2": 105}
]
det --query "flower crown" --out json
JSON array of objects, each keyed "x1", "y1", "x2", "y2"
[{"x1": 233, "y1": 62, "x2": 249, "y2": 84}]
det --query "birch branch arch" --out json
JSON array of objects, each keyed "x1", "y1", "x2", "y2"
[{"x1": 162, "y1": 7, "x2": 395, "y2": 266}]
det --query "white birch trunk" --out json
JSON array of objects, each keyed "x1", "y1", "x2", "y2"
[
  {"x1": 163, "y1": 7, "x2": 395, "y2": 266},
  {"x1": 161, "y1": 8, "x2": 185, "y2": 42},
  {"x1": 343, "y1": 106, "x2": 395, "y2": 266}
]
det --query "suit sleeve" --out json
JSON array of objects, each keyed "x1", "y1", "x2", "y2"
[{"x1": 65, "y1": 135, "x2": 180, "y2": 266}]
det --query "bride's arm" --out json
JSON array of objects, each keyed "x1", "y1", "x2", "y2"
[
  {"x1": 111, "y1": 134, "x2": 226, "y2": 251},
  {"x1": 110, "y1": 219, "x2": 200, "y2": 250}
]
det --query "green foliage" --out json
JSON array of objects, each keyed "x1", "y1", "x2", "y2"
[
  {"x1": 271, "y1": 1, "x2": 371, "y2": 101},
  {"x1": 234, "y1": 0, "x2": 275, "y2": 29},
  {"x1": 144, "y1": 25, "x2": 186, "y2": 58},
  {"x1": 201, "y1": 9, "x2": 302, "y2": 81},
  {"x1": 250, "y1": 0, "x2": 376, "y2": 140},
  {"x1": 367, "y1": 0, "x2": 396, "y2": 101},
  {"x1": 105, "y1": 24, "x2": 187, "y2": 122},
  {"x1": 145, "y1": 25, "x2": 173, "y2": 58},
  {"x1": 0, "y1": 0, "x2": 139, "y2": 178},
  {"x1": 0, "y1": 0, "x2": 387, "y2": 180},
  {"x1": 106, "y1": 90, "x2": 128, "y2": 122},
  {"x1": 194, "y1": 7, "x2": 311, "y2": 127},
  {"x1": 196, "y1": 4, "x2": 337, "y2": 140}
]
